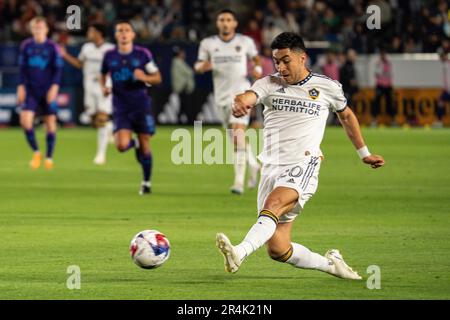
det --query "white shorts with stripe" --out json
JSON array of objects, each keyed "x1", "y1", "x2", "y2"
[{"x1": 257, "y1": 156, "x2": 321, "y2": 223}]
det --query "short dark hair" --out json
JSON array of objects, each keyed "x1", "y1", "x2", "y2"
[
  {"x1": 217, "y1": 9, "x2": 237, "y2": 20},
  {"x1": 89, "y1": 23, "x2": 107, "y2": 38},
  {"x1": 270, "y1": 32, "x2": 306, "y2": 53},
  {"x1": 114, "y1": 20, "x2": 135, "y2": 31}
]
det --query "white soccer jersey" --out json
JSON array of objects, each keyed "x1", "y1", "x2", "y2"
[
  {"x1": 251, "y1": 72, "x2": 347, "y2": 165},
  {"x1": 198, "y1": 33, "x2": 258, "y2": 107},
  {"x1": 78, "y1": 42, "x2": 115, "y2": 88}
]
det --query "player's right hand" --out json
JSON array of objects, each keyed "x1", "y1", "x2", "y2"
[
  {"x1": 102, "y1": 86, "x2": 112, "y2": 97},
  {"x1": 233, "y1": 94, "x2": 252, "y2": 118}
]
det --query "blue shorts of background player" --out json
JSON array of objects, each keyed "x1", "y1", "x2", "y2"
[
  {"x1": 113, "y1": 108, "x2": 155, "y2": 135},
  {"x1": 21, "y1": 92, "x2": 58, "y2": 116}
]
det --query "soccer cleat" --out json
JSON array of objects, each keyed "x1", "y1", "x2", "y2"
[
  {"x1": 325, "y1": 249, "x2": 362, "y2": 280},
  {"x1": 44, "y1": 159, "x2": 54, "y2": 170},
  {"x1": 216, "y1": 233, "x2": 241, "y2": 273},
  {"x1": 247, "y1": 164, "x2": 260, "y2": 189},
  {"x1": 93, "y1": 154, "x2": 106, "y2": 165},
  {"x1": 139, "y1": 183, "x2": 151, "y2": 195},
  {"x1": 230, "y1": 184, "x2": 244, "y2": 195},
  {"x1": 29, "y1": 152, "x2": 42, "y2": 169}
]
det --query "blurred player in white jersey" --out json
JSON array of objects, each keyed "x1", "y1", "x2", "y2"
[
  {"x1": 195, "y1": 9, "x2": 262, "y2": 195},
  {"x1": 216, "y1": 32, "x2": 385, "y2": 280},
  {"x1": 60, "y1": 24, "x2": 115, "y2": 165}
]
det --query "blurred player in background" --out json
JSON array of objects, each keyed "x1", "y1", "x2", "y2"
[
  {"x1": 100, "y1": 21, "x2": 161, "y2": 195},
  {"x1": 436, "y1": 40, "x2": 450, "y2": 126},
  {"x1": 195, "y1": 9, "x2": 262, "y2": 195},
  {"x1": 216, "y1": 32, "x2": 385, "y2": 279},
  {"x1": 17, "y1": 16, "x2": 63, "y2": 170},
  {"x1": 60, "y1": 24, "x2": 115, "y2": 165},
  {"x1": 372, "y1": 47, "x2": 395, "y2": 126}
]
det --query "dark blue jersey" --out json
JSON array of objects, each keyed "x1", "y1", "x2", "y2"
[
  {"x1": 18, "y1": 38, "x2": 63, "y2": 94},
  {"x1": 101, "y1": 45, "x2": 158, "y2": 113}
]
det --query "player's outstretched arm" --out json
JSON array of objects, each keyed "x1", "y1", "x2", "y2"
[
  {"x1": 233, "y1": 91, "x2": 258, "y2": 118},
  {"x1": 59, "y1": 46, "x2": 82, "y2": 69},
  {"x1": 337, "y1": 107, "x2": 385, "y2": 169}
]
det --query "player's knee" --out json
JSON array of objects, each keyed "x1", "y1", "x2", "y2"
[
  {"x1": 20, "y1": 119, "x2": 28, "y2": 129},
  {"x1": 116, "y1": 142, "x2": 130, "y2": 152}
]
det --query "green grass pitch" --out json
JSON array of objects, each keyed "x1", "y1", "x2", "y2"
[{"x1": 0, "y1": 126, "x2": 449, "y2": 299}]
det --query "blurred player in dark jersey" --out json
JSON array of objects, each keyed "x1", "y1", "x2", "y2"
[
  {"x1": 100, "y1": 21, "x2": 162, "y2": 195},
  {"x1": 17, "y1": 16, "x2": 63, "y2": 170}
]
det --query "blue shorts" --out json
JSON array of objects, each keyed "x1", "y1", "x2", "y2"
[
  {"x1": 21, "y1": 93, "x2": 58, "y2": 116},
  {"x1": 113, "y1": 109, "x2": 156, "y2": 135}
]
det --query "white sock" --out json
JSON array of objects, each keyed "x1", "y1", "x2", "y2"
[
  {"x1": 142, "y1": 181, "x2": 151, "y2": 187},
  {"x1": 285, "y1": 242, "x2": 332, "y2": 272},
  {"x1": 246, "y1": 144, "x2": 259, "y2": 168},
  {"x1": 96, "y1": 124, "x2": 110, "y2": 158},
  {"x1": 233, "y1": 148, "x2": 246, "y2": 187},
  {"x1": 234, "y1": 210, "x2": 279, "y2": 262}
]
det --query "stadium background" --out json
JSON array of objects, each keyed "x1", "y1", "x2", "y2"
[{"x1": 0, "y1": 0, "x2": 448, "y2": 127}]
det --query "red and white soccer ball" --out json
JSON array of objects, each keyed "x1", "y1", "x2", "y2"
[{"x1": 130, "y1": 230, "x2": 171, "y2": 269}]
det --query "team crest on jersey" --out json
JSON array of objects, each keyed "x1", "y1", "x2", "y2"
[
  {"x1": 235, "y1": 45, "x2": 241, "y2": 52},
  {"x1": 308, "y1": 88, "x2": 320, "y2": 100}
]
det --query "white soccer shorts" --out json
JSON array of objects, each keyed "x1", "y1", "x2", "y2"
[
  {"x1": 257, "y1": 156, "x2": 322, "y2": 223},
  {"x1": 84, "y1": 85, "x2": 112, "y2": 115}
]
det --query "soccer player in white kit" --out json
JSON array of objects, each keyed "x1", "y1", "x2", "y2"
[
  {"x1": 195, "y1": 9, "x2": 262, "y2": 194},
  {"x1": 60, "y1": 24, "x2": 115, "y2": 165},
  {"x1": 216, "y1": 32, "x2": 385, "y2": 280}
]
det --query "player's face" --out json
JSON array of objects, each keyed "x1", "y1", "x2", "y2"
[
  {"x1": 87, "y1": 27, "x2": 99, "y2": 42},
  {"x1": 30, "y1": 21, "x2": 48, "y2": 42},
  {"x1": 272, "y1": 48, "x2": 307, "y2": 85},
  {"x1": 216, "y1": 13, "x2": 237, "y2": 36},
  {"x1": 115, "y1": 23, "x2": 135, "y2": 45}
]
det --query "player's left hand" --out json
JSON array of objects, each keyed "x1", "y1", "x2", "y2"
[
  {"x1": 133, "y1": 69, "x2": 146, "y2": 82},
  {"x1": 46, "y1": 84, "x2": 59, "y2": 104},
  {"x1": 362, "y1": 154, "x2": 385, "y2": 169}
]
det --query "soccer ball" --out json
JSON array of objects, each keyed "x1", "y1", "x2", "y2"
[{"x1": 130, "y1": 230, "x2": 170, "y2": 269}]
